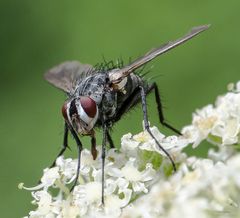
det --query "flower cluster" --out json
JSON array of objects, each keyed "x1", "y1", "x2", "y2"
[
  {"x1": 21, "y1": 126, "x2": 189, "y2": 218},
  {"x1": 121, "y1": 154, "x2": 240, "y2": 218},
  {"x1": 21, "y1": 81, "x2": 240, "y2": 218},
  {"x1": 183, "y1": 81, "x2": 240, "y2": 147}
]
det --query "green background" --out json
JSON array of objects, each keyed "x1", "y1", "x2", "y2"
[{"x1": 0, "y1": 0, "x2": 239, "y2": 217}]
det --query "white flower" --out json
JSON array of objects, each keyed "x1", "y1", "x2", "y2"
[
  {"x1": 107, "y1": 148, "x2": 127, "y2": 168},
  {"x1": 73, "y1": 181, "x2": 102, "y2": 204},
  {"x1": 56, "y1": 156, "x2": 76, "y2": 181},
  {"x1": 61, "y1": 200, "x2": 82, "y2": 218},
  {"x1": 19, "y1": 167, "x2": 60, "y2": 192},
  {"x1": 122, "y1": 126, "x2": 189, "y2": 161},
  {"x1": 40, "y1": 167, "x2": 60, "y2": 187},
  {"x1": 104, "y1": 189, "x2": 132, "y2": 217},
  {"x1": 28, "y1": 191, "x2": 54, "y2": 217},
  {"x1": 108, "y1": 157, "x2": 156, "y2": 194},
  {"x1": 121, "y1": 133, "x2": 140, "y2": 157},
  {"x1": 183, "y1": 85, "x2": 240, "y2": 147}
]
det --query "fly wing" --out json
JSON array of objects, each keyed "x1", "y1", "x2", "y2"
[
  {"x1": 44, "y1": 61, "x2": 95, "y2": 94},
  {"x1": 110, "y1": 25, "x2": 210, "y2": 84}
]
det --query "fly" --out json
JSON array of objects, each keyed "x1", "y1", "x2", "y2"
[{"x1": 44, "y1": 25, "x2": 210, "y2": 204}]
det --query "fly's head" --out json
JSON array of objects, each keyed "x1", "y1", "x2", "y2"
[{"x1": 62, "y1": 96, "x2": 98, "y2": 135}]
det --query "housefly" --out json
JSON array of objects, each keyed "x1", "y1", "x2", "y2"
[{"x1": 44, "y1": 25, "x2": 209, "y2": 204}]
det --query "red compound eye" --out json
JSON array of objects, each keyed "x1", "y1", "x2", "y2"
[{"x1": 79, "y1": 96, "x2": 97, "y2": 118}]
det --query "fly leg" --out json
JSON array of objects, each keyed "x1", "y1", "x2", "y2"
[
  {"x1": 106, "y1": 129, "x2": 115, "y2": 148},
  {"x1": 100, "y1": 84, "x2": 112, "y2": 204},
  {"x1": 139, "y1": 86, "x2": 176, "y2": 172},
  {"x1": 49, "y1": 122, "x2": 69, "y2": 168},
  {"x1": 91, "y1": 131, "x2": 98, "y2": 160},
  {"x1": 101, "y1": 122, "x2": 107, "y2": 204},
  {"x1": 68, "y1": 126, "x2": 83, "y2": 192},
  {"x1": 148, "y1": 82, "x2": 182, "y2": 135},
  {"x1": 114, "y1": 81, "x2": 181, "y2": 135},
  {"x1": 90, "y1": 129, "x2": 113, "y2": 162}
]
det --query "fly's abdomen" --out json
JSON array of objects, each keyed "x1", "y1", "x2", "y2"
[{"x1": 116, "y1": 73, "x2": 144, "y2": 107}]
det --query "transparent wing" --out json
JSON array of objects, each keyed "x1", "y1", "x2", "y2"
[
  {"x1": 44, "y1": 61, "x2": 94, "y2": 93},
  {"x1": 111, "y1": 25, "x2": 210, "y2": 83}
]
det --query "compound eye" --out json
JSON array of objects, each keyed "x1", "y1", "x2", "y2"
[{"x1": 79, "y1": 96, "x2": 97, "y2": 118}]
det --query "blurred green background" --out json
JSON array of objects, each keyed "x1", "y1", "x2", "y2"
[{"x1": 0, "y1": 0, "x2": 239, "y2": 217}]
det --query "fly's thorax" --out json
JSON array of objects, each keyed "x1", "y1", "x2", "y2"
[
  {"x1": 76, "y1": 73, "x2": 107, "y2": 105},
  {"x1": 62, "y1": 96, "x2": 99, "y2": 135}
]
